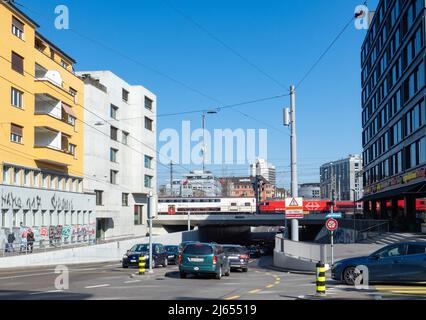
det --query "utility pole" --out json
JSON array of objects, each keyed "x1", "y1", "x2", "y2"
[
  {"x1": 202, "y1": 113, "x2": 206, "y2": 174},
  {"x1": 170, "y1": 161, "x2": 174, "y2": 196},
  {"x1": 289, "y1": 85, "x2": 299, "y2": 242}
]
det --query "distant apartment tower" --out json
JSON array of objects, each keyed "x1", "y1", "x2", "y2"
[
  {"x1": 78, "y1": 71, "x2": 157, "y2": 240},
  {"x1": 220, "y1": 176, "x2": 275, "y2": 202},
  {"x1": 250, "y1": 159, "x2": 276, "y2": 186},
  {"x1": 320, "y1": 155, "x2": 363, "y2": 202},
  {"x1": 299, "y1": 183, "x2": 321, "y2": 199},
  {"x1": 360, "y1": 0, "x2": 425, "y2": 230}
]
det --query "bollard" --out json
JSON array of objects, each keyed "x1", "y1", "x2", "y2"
[
  {"x1": 316, "y1": 263, "x2": 326, "y2": 295},
  {"x1": 138, "y1": 256, "x2": 146, "y2": 275}
]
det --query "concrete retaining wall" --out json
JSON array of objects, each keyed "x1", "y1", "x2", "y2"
[
  {"x1": 0, "y1": 230, "x2": 199, "y2": 269},
  {"x1": 273, "y1": 250, "x2": 317, "y2": 272}
]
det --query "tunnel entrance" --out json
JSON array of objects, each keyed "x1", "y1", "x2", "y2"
[{"x1": 198, "y1": 226, "x2": 252, "y2": 245}]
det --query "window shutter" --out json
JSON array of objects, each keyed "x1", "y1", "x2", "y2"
[
  {"x1": 12, "y1": 17, "x2": 24, "y2": 30},
  {"x1": 11, "y1": 124, "x2": 23, "y2": 136},
  {"x1": 11, "y1": 52, "x2": 24, "y2": 74}
]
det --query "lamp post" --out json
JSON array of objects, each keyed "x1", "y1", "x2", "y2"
[
  {"x1": 148, "y1": 190, "x2": 153, "y2": 274},
  {"x1": 351, "y1": 188, "x2": 357, "y2": 243},
  {"x1": 201, "y1": 110, "x2": 218, "y2": 174}
]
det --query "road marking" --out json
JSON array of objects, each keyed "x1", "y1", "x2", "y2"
[
  {"x1": 29, "y1": 290, "x2": 64, "y2": 295},
  {"x1": 224, "y1": 295, "x2": 240, "y2": 300},
  {"x1": 0, "y1": 272, "x2": 54, "y2": 280},
  {"x1": 124, "y1": 280, "x2": 141, "y2": 284},
  {"x1": 275, "y1": 281, "x2": 280, "y2": 285},
  {"x1": 266, "y1": 284, "x2": 275, "y2": 288},
  {"x1": 248, "y1": 289, "x2": 262, "y2": 294},
  {"x1": 85, "y1": 284, "x2": 110, "y2": 289}
]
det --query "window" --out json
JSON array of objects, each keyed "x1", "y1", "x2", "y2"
[
  {"x1": 10, "y1": 124, "x2": 23, "y2": 143},
  {"x1": 144, "y1": 175, "x2": 153, "y2": 188},
  {"x1": 12, "y1": 17, "x2": 24, "y2": 39},
  {"x1": 122, "y1": 131, "x2": 129, "y2": 145},
  {"x1": 110, "y1": 104, "x2": 118, "y2": 120},
  {"x1": 134, "y1": 205, "x2": 143, "y2": 225},
  {"x1": 13, "y1": 168, "x2": 20, "y2": 185},
  {"x1": 11, "y1": 87, "x2": 23, "y2": 108},
  {"x1": 68, "y1": 116, "x2": 76, "y2": 127},
  {"x1": 11, "y1": 51, "x2": 24, "y2": 74},
  {"x1": 110, "y1": 148, "x2": 118, "y2": 163},
  {"x1": 407, "y1": 244, "x2": 426, "y2": 255},
  {"x1": 69, "y1": 87, "x2": 77, "y2": 97},
  {"x1": 110, "y1": 126, "x2": 118, "y2": 141},
  {"x1": 95, "y1": 190, "x2": 103, "y2": 206},
  {"x1": 60, "y1": 60, "x2": 69, "y2": 70},
  {"x1": 110, "y1": 170, "x2": 118, "y2": 184},
  {"x1": 42, "y1": 174, "x2": 48, "y2": 189},
  {"x1": 145, "y1": 117, "x2": 153, "y2": 131},
  {"x1": 144, "y1": 155, "x2": 153, "y2": 169},
  {"x1": 69, "y1": 144, "x2": 76, "y2": 156},
  {"x1": 24, "y1": 169, "x2": 30, "y2": 187},
  {"x1": 122, "y1": 89, "x2": 129, "y2": 102},
  {"x1": 122, "y1": 193, "x2": 129, "y2": 207},
  {"x1": 145, "y1": 96, "x2": 153, "y2": 110}
]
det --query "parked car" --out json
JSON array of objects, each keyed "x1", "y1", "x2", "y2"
[
  {"x1": 122, "y1": 243, "x2": 169, "y2": 269},
  {"x1": 223, "y1": 245, "x2": 249, "y2": 272},
  {"x1": 179, "y1": 243, "x2": 231, "y2": 279},
  {"x1": 165, "y1": 245, "x2": 180, "y2": 265},
  {"x1": 248, "y1": 245, "x2": 261, "y2": 259},
  {"x1": 332, "y1": 242, "x2": 426, "y2": 285},
  {"x1": 178, "y1": 241, "x2": 199, "y2": 253}
]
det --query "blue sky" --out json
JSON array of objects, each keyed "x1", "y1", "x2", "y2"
[{"x1": 20, "y1": 0, "x2": 379, "y2": 188}]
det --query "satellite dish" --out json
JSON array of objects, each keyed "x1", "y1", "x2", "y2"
[{"x1": 45, "y1": 70, "x2": 63, "y2": 87}]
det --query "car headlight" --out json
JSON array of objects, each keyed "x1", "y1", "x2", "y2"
[
  {"x1": 144, "y1": 255, "x2": 149, "y2": 259},
  {"x1": 123, "y1": 255, "x2": 128, "y2": 259}
]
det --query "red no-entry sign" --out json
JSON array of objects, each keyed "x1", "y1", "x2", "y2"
[{"x1": 326, "y1": 218, "x2": 338, "y2": 232}]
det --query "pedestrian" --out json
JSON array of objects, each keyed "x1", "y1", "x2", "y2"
[
  {"x1": 27, "y1": 229, "x2": 35, "y2": 253},
  {"x1": 6, "y1": 232, "x2": 15, "y2": 253}
]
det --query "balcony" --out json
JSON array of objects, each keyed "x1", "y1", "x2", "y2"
[
  {"x1": 34, "y1": 127, "x2": 73, "y2": 168},
  {"x1": 35, "y1": 94, "x2": 62, "y2": 119},
  {"x1": 35, "y1": 63, "x2": 63, "y2": 88}
]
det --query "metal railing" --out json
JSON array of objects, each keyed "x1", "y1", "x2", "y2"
[
  {"x1": 355, "y1": 220, "x2": 390, "y2": 243},
  {"x1": 0, "y1": 233, "x2": 139, "y2": 258}
]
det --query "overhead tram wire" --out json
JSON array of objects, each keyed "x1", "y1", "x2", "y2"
[
  {"x1": 162, "y1": 0, "x2": 289, "y2": 91},
  {"x1": 0, "y1": 55, "x2": 192, "y2": 175},
  {"x1": 14, "y1": 1, "x2": 292, "y2": 137},
  {"x1": 295, "y1": 2, "x2": 368, "y2": 90}
]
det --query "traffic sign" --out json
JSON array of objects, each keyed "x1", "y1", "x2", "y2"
[
  {"x1": 326, "y1": 212, "x2": 343, "y2": 219},
  {"x1": 326, "y1": 218, "x2": 338, "y2": 232},
  {"x1": 285, "y1": 197, "x2": 304, "y2": 219}
]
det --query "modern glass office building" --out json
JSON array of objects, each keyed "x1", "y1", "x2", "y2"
[{"x1": 361, "y1": 0, "x2": 426, "y2": 231}]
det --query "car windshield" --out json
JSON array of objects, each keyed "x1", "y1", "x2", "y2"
[
  {"x1": 184, "y1": 244, "x2": 213, "y2": 255},
  {"x1": 165, "y1": 246, "x2": 178, "y2": 253},
  {"x1": 130, "y1": 244, "x2": 149, "y2": 252},
  {"x1": 223, "y1": 246, "x2": 246, "y2": 254}
]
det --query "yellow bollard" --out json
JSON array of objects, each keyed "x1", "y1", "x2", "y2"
[
  {"x1": 139, "y1": 256, "x2": 146, "y2": 275},
  {"x1": 316, "y1": 263, "x2": 326, "y2": 295}
]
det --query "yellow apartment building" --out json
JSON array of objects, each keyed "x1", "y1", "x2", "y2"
[{"x1": 0, "y1": 2, "x2": 95, "y2": 247}]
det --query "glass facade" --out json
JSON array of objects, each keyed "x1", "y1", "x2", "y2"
[{"x1": 361, "y1": 0, "x2": 425, "y2": 196}]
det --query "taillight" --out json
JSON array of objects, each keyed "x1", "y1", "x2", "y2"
[
  {"x1": 178, "y1": 255, "x2": 182, "y2": 264},
  {"x1": 213, "y1": 256, "x2": 217, "y2": 265},
  {"x1": 240, "y1": 255, "x2": 248, "y2": 260}
]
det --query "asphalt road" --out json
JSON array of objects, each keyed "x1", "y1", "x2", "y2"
[{"x1": 0, "y1": 257, "x2": 424, "y2": 300}]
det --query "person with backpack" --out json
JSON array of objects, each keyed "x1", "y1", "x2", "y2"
[
  {"x1": 6, "y1": 232, "x2": 15, "y2": 253},
  {"x1": 26, "y1": 229, "x2": 35, "y2": 253}
]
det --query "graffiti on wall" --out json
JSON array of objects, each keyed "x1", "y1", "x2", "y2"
[{"x1": 1, "y1": 192, "x2": 42, "y2": 211}]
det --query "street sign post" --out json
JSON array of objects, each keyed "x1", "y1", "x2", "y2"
[
  {"x1": 285, "y1": 197, "x2": 304, "y2": 219},
  {"x1": 326, "y1": 218, "x2": 338, "y2": 266},
  {"x1": 326, "y1": 212, "x2": 343, "y2": 219}
]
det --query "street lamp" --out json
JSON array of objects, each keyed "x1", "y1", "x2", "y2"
[
  {"x1": 148, "y1": 190, "x2": 154, "y2": 274},
  {"x1": 201, "y1": 110, "x2": 218, "y2": 173}
]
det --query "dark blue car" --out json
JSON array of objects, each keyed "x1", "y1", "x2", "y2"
[{"x1": 332, "y1": 242, "x2": 426, "y2": 285}]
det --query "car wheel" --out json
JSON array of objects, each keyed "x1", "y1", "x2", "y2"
[
  {"x1": 122, "y1": 263, "x2": 128, "y2": 269},
  {"x1": 180, "y1": 272, "x2": 186, "y2": 279},
  {"x1": 215, "y1": 266, "x2": 222, "y2": 280},
  {"x1": 225, "y1": 267, "x2": 230, "y2": 277},
  {"x1": 343, "y1": 267, "x2": 359, "y2": 286},
  {"x1": 163, "y1": 258, "x2": 168, "y2": 267},
  {"x1": 242, "y1": 267, "x2": 248, "y2": 272}
]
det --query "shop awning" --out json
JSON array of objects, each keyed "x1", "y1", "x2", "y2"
[{"x1": 62, "y1": 103, "x2": 76, "y2": 117}]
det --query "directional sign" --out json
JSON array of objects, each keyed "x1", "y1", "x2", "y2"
[
  {"x1": 285, "y1": 197, "x2": 304, "y2": 219},
  {"x1": 326, "y1": 212, "x2": 343, "y2": 219},
  {"x1": 326, "y1": 218, "x2": 338, "y2": 232}
]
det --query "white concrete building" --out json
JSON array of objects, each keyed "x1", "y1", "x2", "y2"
[
  {"x1": 250, "y1": 159, "x2": 276, "y2": 186},
  {"x1": 320, "y1": 155, "x2": 363, "y2": 202},
  {"x1": 78, "y1": 71, "x2": 157, "y2": 240}
]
